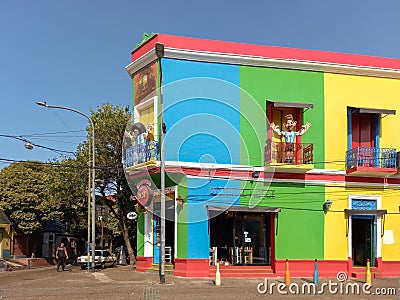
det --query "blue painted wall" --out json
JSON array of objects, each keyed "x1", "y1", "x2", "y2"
[
  {"x1": 185, "y1": 177, "x2": 240, "y2": 258},
  {"x1": 162, "y1": 59, "x2": 241, "y2": 165},
  {"x1": 161, "y1": 59, "x2": 242, "y2": 258}
]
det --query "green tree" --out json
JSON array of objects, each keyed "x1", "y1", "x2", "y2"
[
  {"x1": 50, "y1": 158, "x2": 89, "y2": 242},
  {"x1": 76, "y1": 103, "x2": 137, "y2": 265},
  {"x1": 0, "y1": 161, "x2": 64, "y2": 234}
]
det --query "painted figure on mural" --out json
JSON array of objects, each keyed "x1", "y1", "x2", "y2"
[
  {"x1": 270, "y1": 114, "x2": 311, "y2": 163},
  {"x1": 124, "y1": 122, "x2": 155, "y2": 164},
  {"x1": 145, "y1": 123, "x2": 154, "y2": 142}
]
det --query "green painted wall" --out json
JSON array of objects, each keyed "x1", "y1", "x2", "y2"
[
  {"x1": 176, "y1": 176, "x2": 188, "y2": 258},
  {"x1": 240, "y1": 66, "x2": 325, "y2": 169},
  {"x1": 136, "y1": 213, "x2": 145, "y2": 256},
  {"x1": 240, "y1": 180, "x2": 324, "y2": 259},
  {"x1": 240, "y1": 66, "x2": 325, "y2": 259},
  {"x1": 270, "y1": 183, "x2": 324, "y2": 259}
]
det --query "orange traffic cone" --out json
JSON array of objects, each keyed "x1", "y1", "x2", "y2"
[
  {"x1": 284, "y1": 259, "x2": 290, "y2": 285},
  {"x1": 365, "y1": 259, "x2": 371, "y2": 284}
]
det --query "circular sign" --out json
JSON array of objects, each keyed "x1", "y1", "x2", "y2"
[
  {"x1": 127, "y1": 212, "x2": 137, "y2": 220},
  {"x1": 136, "y1": 184, "x2": 153, "y2": 207}
]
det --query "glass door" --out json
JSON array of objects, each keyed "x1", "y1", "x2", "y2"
[
  {"x1": 352, "y1": 217, "x2": 375, "y2": 266},
  {"x1": 241, "y1": 213, "x2": 271, "y2": 265}
]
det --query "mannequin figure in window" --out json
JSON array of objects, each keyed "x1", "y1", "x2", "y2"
[{"x1": 270, "y1": 114, "x2": 311, "y2": 163}]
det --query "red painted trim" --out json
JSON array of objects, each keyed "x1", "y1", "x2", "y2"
[
  {"x1": 171, "y1": 257, "x2": 400, "y2": 278},
  {"x1": 132, "y1": 34, "x2": 400, "y2": 70},
  {"x1": 346, "y1": 166, "x2": 397, "y2": 176},
  {"x1": 209, "y1": 265, "x2": 275, "y2": 278},
  {"x1": 235, "y1": 258, "x2": 400, "y2": 278},
  {"x1": 135, "y1": 256, "x2": 153, "y2": 272},
  {"x1": 174, "y1": 258, "x2": 210, "y2": 277},
  {"x1": 378, "y1": 260, "x2": 400, "y2": 276},
  {"x1": 270, "y1": 214, "x2": 276, "y2": 273},
  {"x1": 295, "y1": 109, "x2": 302, "y2": 164},
  {"x1": 266, "y1": 102, "x2": 272, "y2": 142},
  {"x1": 127, "y1": 164, "x2": 400, "y2": 186}
]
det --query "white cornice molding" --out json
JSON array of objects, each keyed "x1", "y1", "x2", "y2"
[
  {"x1": 125, "y1": 49, "x2": 158, "y2": 78},
  {"x1": 126, "y1": 46, "x2": 400, "y2": 79},
  {"x1": 164, "y1": 47, "x2": 400, "y2": 79}
]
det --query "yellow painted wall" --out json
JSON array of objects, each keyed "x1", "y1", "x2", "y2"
[
  {"x1": 381, "y1": 192, "x2": 400, "y2": 261},
  {"x1": 324, "y1": 186, "x2": 349, "y2": 260},
  {"x1": 325, "y1": 185, "x2": 400, "y2": 261},
  {"x1": 324, "y1": 74, "x2": 400, "y2": 170}
]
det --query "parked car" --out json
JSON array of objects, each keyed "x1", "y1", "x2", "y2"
[{"x1": 77, "y1": 250, "x2": 117, "y2": 269}]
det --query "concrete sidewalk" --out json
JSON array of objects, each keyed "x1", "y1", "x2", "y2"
[
  {"x1": 101, "y1": 266, "x2": 400, "y2": 299},
  {"x1": 0, "y1": 264, "x2": 398, "y2": 299}
]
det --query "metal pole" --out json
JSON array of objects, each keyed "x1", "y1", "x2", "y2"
[
  {"x1": 87, "y1": 157, "x2": 91, "y2": 271},
  {"x1": 155, "y1": 43, "x2": 166, "y2": 284},
  {"x1": 90, "y1": 123, "x2": 95, "y2": 270},
  {"x1": 35, "y1": 101, "x2": 96, "y2": 271},
  {"x1": 160, "y1": 77, "x2": 166, "y2": 284}
]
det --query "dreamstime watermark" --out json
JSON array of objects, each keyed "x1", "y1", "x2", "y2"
[{"x1": 257, "y1": 272, "x2": 397, "y2": 296}]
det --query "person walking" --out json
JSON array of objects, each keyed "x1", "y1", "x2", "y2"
[{"x1": 56, "y1": 242, "x2": 68, "y2": 272}]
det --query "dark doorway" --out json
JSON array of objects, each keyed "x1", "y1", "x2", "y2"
[
  {"x1": 352, "y1": 217, "x2": 374, "y2": 267},
  {"x1": 210, "y1": 212, "x2": 272, "y2": 265},
  {"x1": 153, "y1": 201, "x2": 175, "y2": 265}
]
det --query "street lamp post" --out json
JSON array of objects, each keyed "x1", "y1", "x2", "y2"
[
  {"x1": 156, "y1": 42, "x2": 166, "y2": 284},
  {"x1": 36, "y1": 101, "x2": 96, "y2": 271}
]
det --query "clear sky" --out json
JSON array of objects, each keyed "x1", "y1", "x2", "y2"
[{"x1": 1, "y1": 0, "x2": 400, "y2": 167}]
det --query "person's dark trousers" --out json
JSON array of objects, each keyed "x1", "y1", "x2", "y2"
[{"x1": 57, "y1": 257, "x2": 66, "y2": 271}]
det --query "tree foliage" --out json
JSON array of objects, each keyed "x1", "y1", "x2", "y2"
[
  {"x1": 0, "y1": 162, "x2": 61, "y2": 234},
  {"x1": 76, "y1": 103, "x2": 137, "y2": 264},
  {"x1": 0, "y1": 103, "x2": 137, "y2": 263}
]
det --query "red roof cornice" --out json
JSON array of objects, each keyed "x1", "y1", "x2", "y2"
[{"x1": 131, "y1": 34, "x2": 400, "y2": 70}]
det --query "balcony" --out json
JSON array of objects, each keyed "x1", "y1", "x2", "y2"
[
  {"x1": 124, "y1": 140, "x2": 159, "y2": 170},
  {"x1": 345, "y1": 147, "x2": 397, "y2": 177},
  {"x1": 264, "y1": 141, "x2": 314, "y2": 173}
]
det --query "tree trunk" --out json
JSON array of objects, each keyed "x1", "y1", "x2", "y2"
[{"x1": 121, "y1": 217, "x2": 136, "y2": 266}]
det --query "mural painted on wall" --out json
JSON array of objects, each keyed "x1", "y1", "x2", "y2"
[
  {"x1": 134, "y1": 62, "x2": 157, "y2": 106},
  {"x1": 124, "y1": 122, "x2": 156, "y2": 166},
  {"x1": 270, "y1": 114, "x2": 311, "y2": 163}
]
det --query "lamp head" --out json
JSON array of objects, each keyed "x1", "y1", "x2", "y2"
[
  {"x1": 323, "y1": 200, "x2": 333, "y2": 213},
  {"x1": 24, "y1": 141, "x2": 33, "y2": 150},
  {"x1": 155, "y1": 43, "x2": 164, "y2": 58},
  {"x1": 251, "y1": 171, "x2": 259, "y2": 179},
  {"x1": 36, "y1": 101, "x2": 48, "y2": 107}
]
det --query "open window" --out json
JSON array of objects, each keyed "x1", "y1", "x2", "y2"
[
  {"x1": 265, "y1": 101, "x2": 313, "y2": 165},
  {"x1": 346, "y1": 107, "x2": 397, "y2": 174}
]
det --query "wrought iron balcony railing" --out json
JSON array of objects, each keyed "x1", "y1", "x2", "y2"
[
  {"x1": 124, "y1": 140, "x2": 159, "y2": 168},
  {"x1": 345, "y1": 147, "x2": 397, "y2": 169},
  {"x1": 264, "y1": 141, "x2": 314, "y2": 165}
]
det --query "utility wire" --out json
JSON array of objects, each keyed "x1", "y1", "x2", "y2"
[{"x1": 23, "y1": 129, "x2": 86, "y2": 137}]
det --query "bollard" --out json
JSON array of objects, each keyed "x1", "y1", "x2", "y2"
[
  {"x1": 284, "y1": 259, "x2": 290, "y2": 285},
  {"x1": 215, "y1": 262, "x2": 221, "y2": 286},
  {"x1": 365, "y1": 259, "x2": 371, "y2": 284},
  {"x1": 313, "y1": 259, "x2": 319, "y2": 285}
]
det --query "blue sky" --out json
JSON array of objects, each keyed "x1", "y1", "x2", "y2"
[{"x1": 1, "y1": 0, "x2": 400, "y2": 167}]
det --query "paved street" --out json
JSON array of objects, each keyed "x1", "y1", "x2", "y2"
[{"x1": 0, "y1": 265, "x2": 398, "y2": 300}]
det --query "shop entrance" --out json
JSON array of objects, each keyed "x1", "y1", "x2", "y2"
[
  {"x1": 209, "y1": 211, "x2": 273, "y2": 265},
  {"x1": 352, "y1": 217, "x2": 374, "y2": 267},
  {"x1": 153, "y1": 201, "x2": 175, "y2": 265}
]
